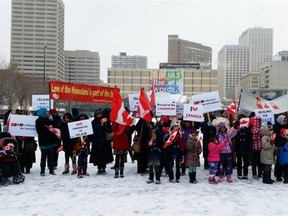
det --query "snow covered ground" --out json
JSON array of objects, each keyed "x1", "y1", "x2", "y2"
[{"x1": 1, "y1": 149, "x2": 288, "y2": 216}]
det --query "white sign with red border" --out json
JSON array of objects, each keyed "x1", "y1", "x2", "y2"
[{"x1": 68, "y1": 119, "x2": 93, "y2": 138}]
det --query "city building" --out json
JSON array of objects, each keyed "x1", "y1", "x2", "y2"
[
  {"x1": 64, "y1": 50, "x2": 100, "y2": 84},
  {"x1": 111, "y1": 52, "x2": 147, "y2": 69},
  {"x1": 168, "y1": 35, "x2": 212, "y2": 68},
  {"x1": 107, "y1": 67, "x2": 218, "y2": 98},
  {"x1": 217, "y1": 45, "x2": 250, "y2": 99},
  {"x1": 239, "y1": 27, "x2": 273, "y2": 73},
  {"x1": 10, "y1": 0, "x2": 65, "y2": 81},
  {"x1": 260, "y1": 50, "x2": 288, "y2": 89}
]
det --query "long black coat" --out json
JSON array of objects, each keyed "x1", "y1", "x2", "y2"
[{"x1": 89, "y1": 117, "x2": 109, "y2": 165}]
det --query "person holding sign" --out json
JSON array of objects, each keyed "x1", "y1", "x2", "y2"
[{"x1": 35, "y1": 107, "x2": 59, "y2": 176}]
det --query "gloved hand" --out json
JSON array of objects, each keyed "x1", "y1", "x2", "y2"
[{"x1": 207, "y1": 121, "x2": 212, "y2": 127}]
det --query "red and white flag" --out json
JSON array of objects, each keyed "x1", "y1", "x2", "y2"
[
  {"x1": 110, "y1": 87, "x2": 133, "y2": 126},
  {"x1": 137, "y1": 88, "x2": 152, "y2": 122},
  {"x1": 163, "y1": 127, "x2": 180, "y2": 149},
  {"x1": 227, "y1": 99, "x2": 237, "y2": 115},
  {"x1": 148, "y1": 83, "x2": 156, "y2": 107}
]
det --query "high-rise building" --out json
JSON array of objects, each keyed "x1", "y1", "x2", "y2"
[
  {"x1": 260, "y1": 50, "x2": 288, "y2": 89},
  {"x1": 218, "y1": 45, "x2": 250, "y2": 98},
  {"x1": 168, "y1": 35, "x2": 212, "y2": 68},
  {"x1": 10, "y1": 0, "x2": 65, "y2": 81},
  {"x1": 111, "y1": 52, "x2": 147, "y2": 69},
  {"x1": 64, "y1": 50, "x2": 100, "y2": 84},
  {"x1": 239, "y1": 27, "x2": 273, "y2": 73}
]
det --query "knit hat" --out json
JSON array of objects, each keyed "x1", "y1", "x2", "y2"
[
  {"x1": 161, "y1": 115, "x2": 170, "y2": 124},
  {"x1": 49, "y1": 108, "x2": 57, "y2": 115},
  {"x1": 276, "y1": 115, "x2": 286, "y2": 124},
  {"x1": 36, "y1": 107, "x2": 48, "y2": 118},
  {"x1": 218, "y1": 122, "x2": 227, "y2": 130}
]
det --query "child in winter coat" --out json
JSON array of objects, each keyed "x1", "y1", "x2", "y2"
[
  {"x1": 216, "y1": 122, "x2": 233, "y2": 183},
  {"x1": 73, "y1": 137, "x2": 89, "y2": 178},
  {"x1": 260, "y1": 122, "x2": 276, "y2": 184},
  {"x1": 208, "y1": 137, "x2": 228, "y2": 184},
  {"x1": 146, "y1": 130, "x2": 162, "y2": 184},
  {"x1": 185, "y1": 130, "x2": 202, "y2": 184}
]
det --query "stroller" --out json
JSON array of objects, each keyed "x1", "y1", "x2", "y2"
[{"x1": 0, "y1": 132, "x2": 25, "y2": 185}]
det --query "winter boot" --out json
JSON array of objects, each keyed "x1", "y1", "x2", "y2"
[
  {"x1": 120, "y1": 166, "x2": 124, "y2": 178},
  {"x1": 40, "y1": 169, "x2": 45, "y2": 176},
  {"x1": 208, "y1": 176, "x2": 218, "y2": 184},
  {"x1": 191, "y1": 172, "x2": 197, "y2": 184},
  {"x1": 77, "y1": 165, "x2": 83, "y2": 178},
  {"x1": 49, "y1": 169, "x2": 56, "y2": 175},
  {"x1": 189, "y1": 172, "x2": 193, "y2": 183},
  {"x1": 227, "y1": 175, "x2": 233, "y2": 183},
  {"x1": 71, "y1": 164, "x2": 77, "y2": 175},
  {"x1": 62, "y1": 164, "x2": 69, "y2": 174},
  {"x1": 284, "y1": 174, "x2": 288, "y2": 184},
  {"x1": 13, "y1": 175, "x2": 21, "y2": 184},
  {"x1": 218, "y1": 175, "x2": 224, "y2": 183},
  {"x1": 263, "y1": 171, "x2": 273, "y2": 184},
  {"x1": 114, "y1": 167, "x2": 119, "y2": 178},
  {"x1": 83, "y1": 165, "x2": 89, "y2": 176}
]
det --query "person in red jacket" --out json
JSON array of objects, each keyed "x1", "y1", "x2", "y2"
[
  {"x1": 208, "y1": 137, "x2": 228, "y2": 184},
  {"x1": 112, "y1": 122, "x2": 131, "y2": 178}
]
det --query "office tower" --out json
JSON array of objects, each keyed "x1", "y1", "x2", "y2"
[
  {"x1": 111, "y1": 52, "x2": 147, "y2": 69},
  {"x1": 10, "y1": 0, "x2": 65, "y2": 81},
  {"x1": 260, "y1": 50, "x2": 288, "y2": 89},
  {"x1": 239, "y1": 27, "x2": 273, "y2": 73},
  {"x1": 218, "y1": 45, "x2": 250, "y2": 98},
  {"x1": 168, "y1": 35, "x2": 212, "y2": 68},
  {"x1": 64, "y1": 50, "x2": 100, "y2": 84}
]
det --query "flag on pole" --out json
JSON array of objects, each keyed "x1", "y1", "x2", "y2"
[
  {"x1": 148, "y1": 83, "x2": 156, "y2": 107},
  {"x1": 163, "y1": 127, "x2": 180, "y2": 149},
  {"x1": 137, "y1": 88, "x2": 152, "y2": 122},
  {"x1": 110, "y1": 87, "x2": 133, "y2": 125},
  {"x1": 227, "y1": 99, "x2": 237, "y2": 115}
]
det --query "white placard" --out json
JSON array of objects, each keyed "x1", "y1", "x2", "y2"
[
  {"x1": 183, "y1": 104, "x2": 204, "y2": 122},
  {"x1": 190, "y1": 91, "x2": 222, "y2": 113},
  {"x1": 68, "y1": 119, "x2": 93, "y2": 138},
  {"x1": 156, "y1": 99, "x2": 177, "y2": 116},
  {"x1": 128, "y1": 94, "x2": 139, "y2": 112},
  {"x1": 32, "y1": 95, "x2": 51, "y2": 110},
  {"x1": 255, "y1": 109, "x2": 275, "y2": 125},
  {"x1": 8, "y1": 114, "x2": 38, "y2": 137}
]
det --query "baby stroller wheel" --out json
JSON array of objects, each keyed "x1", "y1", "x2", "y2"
[
  {"x1": 13, "y1": 175, "x2": 21, "y2": 184},
  {"x1": 20, "y1": 174, "x2": 25, "y2": 182}
]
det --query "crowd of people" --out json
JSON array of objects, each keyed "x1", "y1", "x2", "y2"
[{"x1": 1, "y1": 107, "x2": 288, "y2": 186}]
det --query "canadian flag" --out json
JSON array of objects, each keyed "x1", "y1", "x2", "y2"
[
  {"x1": 110, "y1": 87, "x2": 133, "y2": 126},
  {"x1": 47, "y1": 126, "x2": 61, "y2": 140},
  {"x1": 163, "y1": 127, "x2": 179, "y2": 149},
  {"x1": 148, "y1": 83, "x2": 156, "y2": 107},
  {"x1": 137, "y1": 88, "x2": 152, "y2": 122},
  {"x1": 227, "y1": 99, "x2": 237, "y2": 115}
]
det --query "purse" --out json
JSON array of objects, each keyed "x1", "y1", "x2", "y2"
[
  {"x1": 106, "y1": 132, "x2": 114, "y2": 141},
  {"x1": 131, "y1": 124, "x2": 143, "y2": 153}
]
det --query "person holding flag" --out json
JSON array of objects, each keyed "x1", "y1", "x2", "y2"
[{"x1": 163, "y1": 120, "x2": 185, "y2": 183}]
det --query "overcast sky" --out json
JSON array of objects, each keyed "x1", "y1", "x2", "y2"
[{"x1": 0, "y1": 0, "x2": 288, "y2": 82}]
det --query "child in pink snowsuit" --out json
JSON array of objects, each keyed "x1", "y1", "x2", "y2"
[{"x1": 208, "y1": 137, "x2": 228, "y2": 184}]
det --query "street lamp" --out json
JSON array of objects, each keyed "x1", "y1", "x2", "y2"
[{"x1": 43, "y1": 45, "x2": 47, "y2": 94}]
